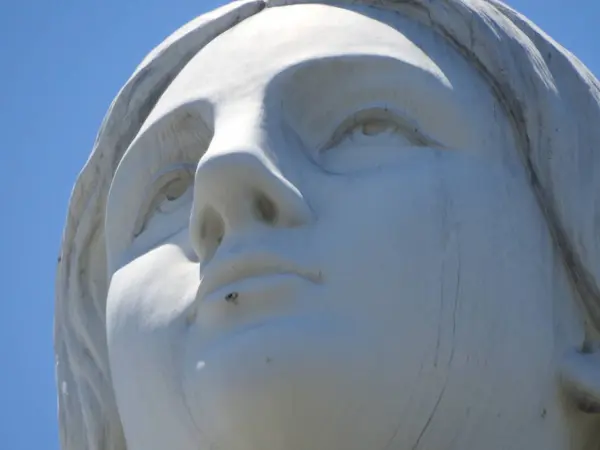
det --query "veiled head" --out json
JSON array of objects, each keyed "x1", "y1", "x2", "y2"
[{"x1": 55, "y1": 1, "x2": 600, "y2": 449}]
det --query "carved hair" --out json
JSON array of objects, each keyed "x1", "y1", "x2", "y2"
[{"x1": 55, "y1": 1, "x2": 600, "y2": 448}]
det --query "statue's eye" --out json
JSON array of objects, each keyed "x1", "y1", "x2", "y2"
[
  {"x1": 360, "y1": 119, "x2": 397, "y2": 136},
  {"x1": 160, "y1": 176, "x2": 192, "y2": 209},
  {"x1": 320, "y1": 107, "x2": 439, "y2": 152},
  {"x1": 133, "y1": 164, "x2": 195, "y2": 238}
]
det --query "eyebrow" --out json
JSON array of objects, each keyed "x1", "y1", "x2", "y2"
[
  {"x1": 111, "y1": 105, "x2": 212, "y2": 188},
  {"x1": 269, "y1": 54, "x2": 455, "y2": 146},
  {"x1": 108, "y1": 106, "x2": 212, "y2": 207},
  {"x1": 134, "y1": 106, "x2": 213, "y2": 154},
  {"x1": 278, "y1": 51, "x2": 451, "y2": 98}
]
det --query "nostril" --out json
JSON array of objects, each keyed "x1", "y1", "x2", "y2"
[
  {"x1": 198, "y1": 206, "x2": 225, "y2": 260},
  {"x1": 253, "y1": 192, "x2": 278, "y2": 225}
]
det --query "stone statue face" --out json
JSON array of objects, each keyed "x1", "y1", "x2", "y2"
[{"x1": 104, "y1": 4, "x2": 587, "y2": 450}]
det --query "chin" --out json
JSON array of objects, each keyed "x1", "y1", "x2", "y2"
[
  {"x1": 179, "y1": 310, "x2": 580, "y2": 450},
  {"x1": 181, "y1": 315, "x2": 412, "y2": 450}
]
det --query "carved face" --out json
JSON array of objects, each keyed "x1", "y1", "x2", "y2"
[{"x1": 105, "y1": 4, "x2": 585, "y2": 450}]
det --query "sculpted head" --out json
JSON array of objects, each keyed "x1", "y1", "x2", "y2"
[{"x1": 55, "y1": 1, "x2": 600, "y2": 449}]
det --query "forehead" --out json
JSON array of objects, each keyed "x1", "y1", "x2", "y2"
[{"x1": 146, "y1": 4, "x2": 456, "y2": 120}]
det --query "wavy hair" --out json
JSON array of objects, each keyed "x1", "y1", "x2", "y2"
[{"x1": 55, "y1": 1, "x2": 600, "y2": 448}]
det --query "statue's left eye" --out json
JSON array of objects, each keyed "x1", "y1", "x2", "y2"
[
  {"x1": 159, "y1": 176, "x2": 193, "y2": 211},
  {"x1": 320, "y1": 107, "x2": 439, "y2": 152},
  {"x1": 132, "y1": 164, "x2": 195, "y2": 238},
  {"x1": 359, "y1": 119, "x2": 397, "y2": 136}
]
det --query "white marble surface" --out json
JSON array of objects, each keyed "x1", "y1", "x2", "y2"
[{"x1": 55, "y1": 1, "x2": 600, "y2": 449}]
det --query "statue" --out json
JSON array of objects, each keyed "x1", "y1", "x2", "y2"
[{"x1": 55, "y1": 1, "x2": 600, "y2": 449}]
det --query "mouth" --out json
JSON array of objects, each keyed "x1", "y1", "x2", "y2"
[{"x1": 198, "y1": 252, "x2": 322, "y2": 303}]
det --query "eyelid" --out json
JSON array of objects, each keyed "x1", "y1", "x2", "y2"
[
  {"x1": 132, "y1": 162, "x2": 196, "y2": 238},
  {"x1": 319, "y1": 105, "x2": 444, "y2": 152}
]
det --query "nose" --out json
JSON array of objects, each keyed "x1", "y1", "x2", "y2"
[{"x1": 189, "y1": 149, "x2": 313, "y2": 261}]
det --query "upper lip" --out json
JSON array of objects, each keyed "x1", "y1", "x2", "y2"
[{"x1": 198, "y1": 252, "x2": 322, "y2": 299}]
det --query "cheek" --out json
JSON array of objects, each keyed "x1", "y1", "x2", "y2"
[
  {"x1": 105, "y1": 243, "x2": 202, "y2": 445},
  {"x1": 106, "y1": 245, "x2": 199, "y2": 396},
  {"x1": 314, "y1": 151, "x2": 559, "y2": 376},
  {"x1": 107, "y1": 241, "x2": 198, "y2": 332}
]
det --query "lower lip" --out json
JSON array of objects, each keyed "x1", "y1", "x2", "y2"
[{"x1": 203, "y1": 273, "x2": 311, "y2": 304}]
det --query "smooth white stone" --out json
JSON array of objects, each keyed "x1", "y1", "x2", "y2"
[{"x1": 55, "y1": 1, "x2": 600, "y2": 449}]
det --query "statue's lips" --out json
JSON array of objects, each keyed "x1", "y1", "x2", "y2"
[{"x1": 197, "y1": 252, "x2": 322, "y2": 303}]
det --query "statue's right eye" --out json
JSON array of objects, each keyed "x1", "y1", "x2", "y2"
[{"x1": 132, "y1": 164, "x2": 195, "y2": 238}]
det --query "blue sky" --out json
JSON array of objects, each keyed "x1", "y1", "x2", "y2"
[{"x1": 1, "y1": 1, "x2": 597, "y2": 449}]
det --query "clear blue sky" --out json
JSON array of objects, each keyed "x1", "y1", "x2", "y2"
[{"x1": 1, "y1": 1, "x2": 597, "y2": 449}]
